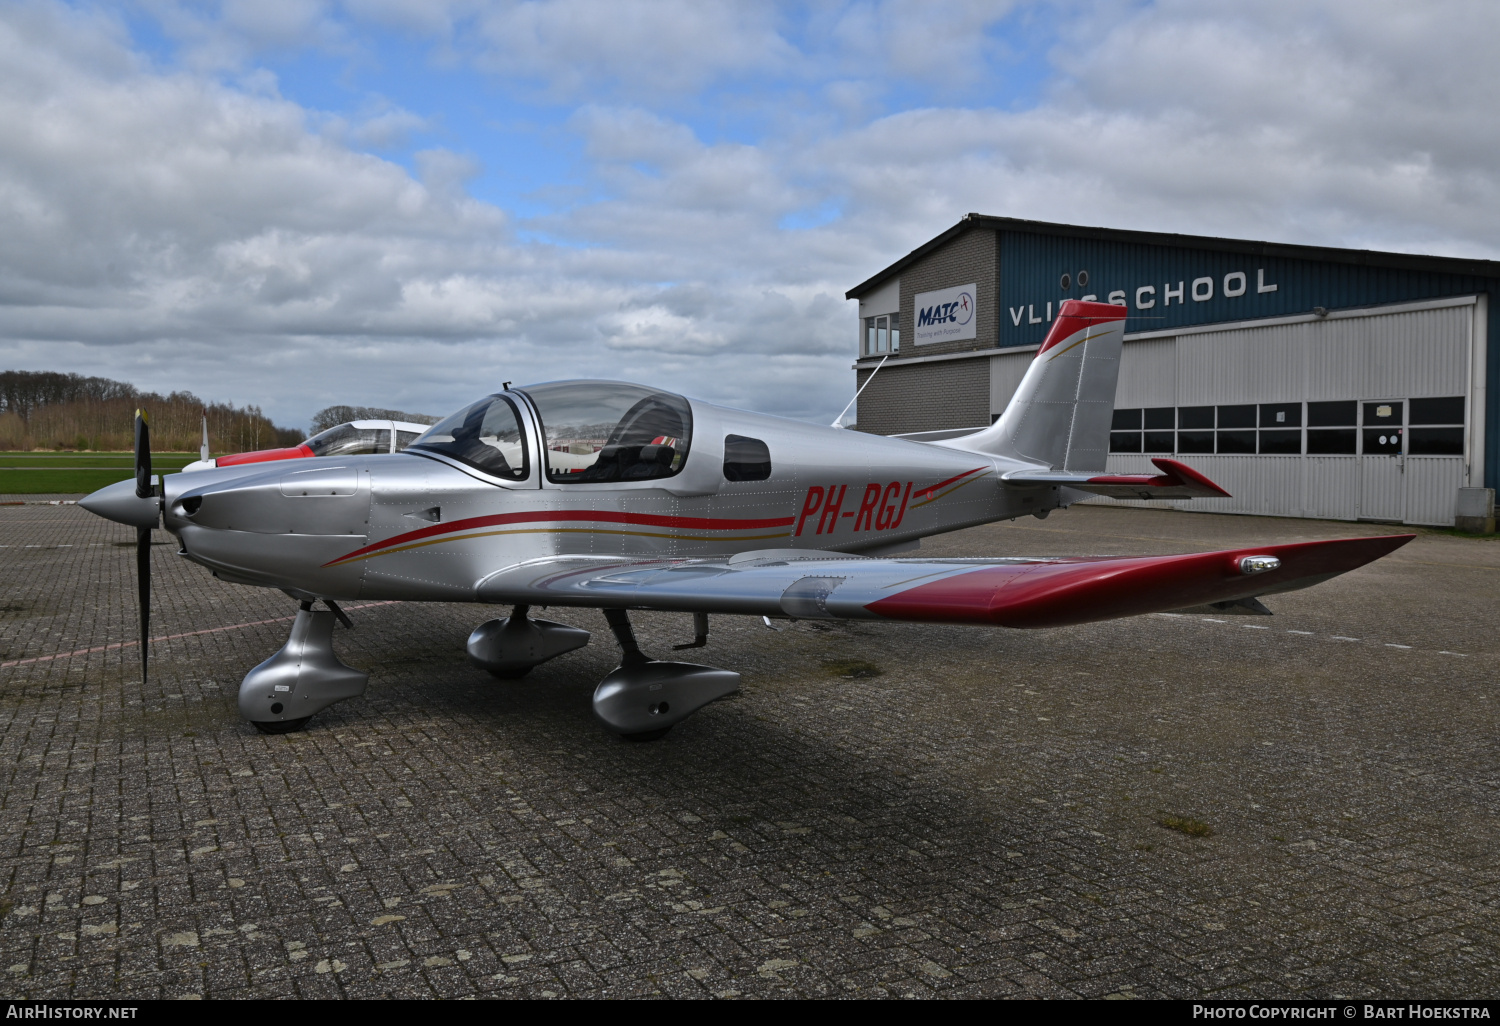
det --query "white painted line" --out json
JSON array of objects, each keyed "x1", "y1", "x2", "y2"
[
  {"x1": 1384, "y1": 644, "x2": 1412, "y2": 649},
  {"x1": 1438, "y1": 651, "x2": 1468, "y2": 657},
  {"x1": 1203, "y1": 618, "x2": 1226, "y2": 623},
  {"x1": 1330, "y1": 636, "x2": 1360, "y2": 642},
  {"x1": 0, "y1": 601, "x2": 400, "y2": 669},
  {"x1": 1243, "y1": 625, "x2": 1270, "y2": 630},
  {"x1": 1287, "y1": 630, "x2": 1314, "y2": 635}
]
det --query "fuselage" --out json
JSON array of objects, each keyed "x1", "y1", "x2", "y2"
[{"x1": 142, "y1": 388, "x2": 1058, "y2": 602}]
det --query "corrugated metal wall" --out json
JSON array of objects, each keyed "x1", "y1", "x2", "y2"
[
  {"x1": 1114, "y1": 337, "x2": 1175, "y2": 408},
  {"x1": 989, "y1": 351, "x2": 1031, "y2": 416},
  {"x1": 1073, "y1": 302, "x2": 1474, "y2": 526},
  {"x1": 992, "y1": 227, "x2": 1500, "y2": 489}
]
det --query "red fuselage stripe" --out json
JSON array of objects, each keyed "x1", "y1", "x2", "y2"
[
  {"x1": 328, "y1": 509, "x2": 799, "y2": 564},
  {"x1": 912, "y1": 466, "x2": 987, "y2": 500}
]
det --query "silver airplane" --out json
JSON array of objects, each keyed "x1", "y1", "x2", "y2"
[{"x1": 80, "y1": 301, "x2": 1411, "y2": 740}]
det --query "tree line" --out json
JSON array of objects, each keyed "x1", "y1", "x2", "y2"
[
  {"x1": 0, "y1": 370, "x2": 304, "y2": 452},
  {"x1": 309, "y1": 405, "x2": 437, "y2": 434}
]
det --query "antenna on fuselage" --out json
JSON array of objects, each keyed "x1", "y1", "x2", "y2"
[{"x1": 831, "y1": 353, "x2": 888, "y2": 429}]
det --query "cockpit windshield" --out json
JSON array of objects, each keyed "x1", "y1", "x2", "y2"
[
  {"x1": 519, "y1": 381, "x2": 693, "y2": 484},
  {"x1": 408, "y1": 395, "x2": 529, "y2": 480},
  {"x1": 306, "y1": 423, "x2": 391, "y2": 457}
]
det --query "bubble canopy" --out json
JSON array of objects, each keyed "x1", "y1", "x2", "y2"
[
  {"x1": 408, "y1": 395, "x2": 529, "y2": 480},
  {"x1": 518, "y1": 380, "x2": 693, "y2": 484}
]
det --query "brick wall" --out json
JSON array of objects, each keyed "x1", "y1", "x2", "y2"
[
  {"x1": 899, "y1": 228, "x2": 999, "y2": 358},
  {"x1": 854, "y1": 357, "x2": 990, "y2": 435}
]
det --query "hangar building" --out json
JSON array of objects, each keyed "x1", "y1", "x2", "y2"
[{"x1": 845, "y1": 215, "x2": 1500, "y2": 528}]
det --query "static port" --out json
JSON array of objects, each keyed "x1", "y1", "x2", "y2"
[
  {"x1": 270, "y1": 702, "x2": 284, "y2": 714},
  {"x1": 649, "y1": 702, "x2": 670, "y2": 716}
]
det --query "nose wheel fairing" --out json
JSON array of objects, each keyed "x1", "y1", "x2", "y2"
[{"x1": 239, "y1": 604, "x2": 368, "y2": 730}]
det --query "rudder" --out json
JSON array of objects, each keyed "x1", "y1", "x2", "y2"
[{"x1": 936, "y1": 299, "x2": 1128, "y2": 470}]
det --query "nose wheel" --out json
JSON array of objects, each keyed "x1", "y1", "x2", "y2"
[{"x1": 253, "y1": 717, "x2": 311, "y2": 735}]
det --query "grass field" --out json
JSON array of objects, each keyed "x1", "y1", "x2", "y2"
[{"x1": 0, "y1": 451, "x2": 207, "y2": 494}]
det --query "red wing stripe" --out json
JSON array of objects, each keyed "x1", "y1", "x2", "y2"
[
  {"x1": 328, "y1": 509, "x2": 798, "y2": 565},
  {"x1": 865, "y1": 535, "x2": 1413, "y2": 627},
  {"x1": 913, "y1": 466, "x2": 987, "y2": 500}
]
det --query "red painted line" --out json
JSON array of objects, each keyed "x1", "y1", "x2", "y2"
[
  {"x1": 324, "y1": 509, "x2": 799, "y2": 567},
  {"x1": 912, "y1": 466, "x2": 987, "y2": 501},
  {"x1": 0, "y1": 601, "x2": 399, "y2": 669}
]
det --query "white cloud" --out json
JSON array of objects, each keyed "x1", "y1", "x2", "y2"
[{"x1": 4, "y1": 0, "x2": 1500, "y2": 434}]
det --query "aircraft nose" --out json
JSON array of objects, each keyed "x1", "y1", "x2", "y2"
[{"x1": 79, "y1": 478, "x2": 160, "y2": 527}]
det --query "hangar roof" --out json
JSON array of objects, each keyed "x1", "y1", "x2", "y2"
[{"x1": 845, "y1": 214, "x2": 1500, "y2": 300}]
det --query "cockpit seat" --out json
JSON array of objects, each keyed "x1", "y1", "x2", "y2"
[
  {"x1": 574, "y1": 442, "x2": 678, "y2": 482},
  {"x1": 624, "y1": 443, "x2": 677, "y2": 479}
]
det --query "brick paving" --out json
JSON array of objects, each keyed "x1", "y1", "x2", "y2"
[{"x1": 0, "y1": 500, "x2": 1497, "y2": 998}]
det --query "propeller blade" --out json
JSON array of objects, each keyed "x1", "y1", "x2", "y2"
[
  {"x1": 132, "y1": 409, "x2": 157, "y2": 683},
  {"x1": 134, "y1": 409, "x2": 152, "y2": 499},
  {"x1": 137, "y1": 523, "x2": 151, "y2": 684}
]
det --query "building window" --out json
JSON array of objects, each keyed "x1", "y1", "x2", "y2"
[
  {"x1": 1408, "y1": 396, "x2": 1464, "y2": 455},
  {"x1": 1258, "y1": 402, "x2": 1302, "y2": 454},
  {"x1": 864, "y1": 314, "x2": 900, "y2": 356},
  {"x1": 1307, "y1": 401, "x2": 1357, "y2": 454},
  {"x1": 1110, "y1": 403, "x2": 1319, "y2": 456},
  {"x1": 1217, "y1": 430, "x2": 1257, "y2": 454},
  {"x1": 1178, "y1": 431, "x2": 1214, "y2": 453},
  {"x1": 1216, "y1": 404, "x2": 1256, "y2": 429},
  {"x1": 1109, "y1": 408, "x2": 1141, "y2": 452},
  {"x1": 1179, "y1": 406, "x2": 1214, "y2": 429},
  {"x1": 1101, "y1": 399, "x2": 1463, "y2": 459}
]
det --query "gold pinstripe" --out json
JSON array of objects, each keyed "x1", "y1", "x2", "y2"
[
  {"x1": 1044, "y1": 326, "x2": 1116, "y2": 362},
  {"x1": 330, "y1": 527, "x2": 795, "y2": 564}
]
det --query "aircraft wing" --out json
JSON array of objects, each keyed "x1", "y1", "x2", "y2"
[
  {"x1": 1002, "y1": 458, "x2": 1232, "y2": 501},
  {"x1": 475, "y1": 534, "x2": 1411, "y2": 629}
]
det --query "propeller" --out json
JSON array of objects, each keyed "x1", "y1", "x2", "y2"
[{"x1": 133, "y1": 409, "x2": 158, "y2": 683}]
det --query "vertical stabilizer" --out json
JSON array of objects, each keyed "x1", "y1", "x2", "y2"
[{"x1": 936, "y1": 300, "x2": 1128, "y2": 471}]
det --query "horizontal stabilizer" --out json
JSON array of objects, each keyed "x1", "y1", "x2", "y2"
[{"x1": 1003, "y1": 457, "x2": 1231, "y2": 500}]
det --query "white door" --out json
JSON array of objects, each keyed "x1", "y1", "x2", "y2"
[
  {"x1": 1359, "y1": 400, "x2": 1405, "y2": 522},
  {"x1": 1359, "y1": 455, "x2": 1405, "y2": 521}
]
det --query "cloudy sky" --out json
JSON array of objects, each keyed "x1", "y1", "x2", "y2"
[{"x1": 2, "y1": 0, "x2": 1498, "y2": 431}]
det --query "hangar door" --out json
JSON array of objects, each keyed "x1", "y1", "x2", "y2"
[{"x1": 991, "y1": 296, "x2": 1484, "y2": 526}]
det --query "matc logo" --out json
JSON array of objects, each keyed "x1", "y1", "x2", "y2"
[
  {"x1": 917, "y1": 291, "x2": 972, "y2": 327},
  {"x1": 912, "y1": 282, "x2": 978, "y2": 345}
]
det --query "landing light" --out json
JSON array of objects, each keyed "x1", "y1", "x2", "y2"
[{"x1": 1238, "y1": 555, "x2": 1281, "y2": 575}]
